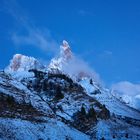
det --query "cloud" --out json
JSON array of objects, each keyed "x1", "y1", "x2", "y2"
[
  {"x1": 112, "y1": 81, "x2": 140, "y2": 96},
  {"x1": 61, "y1": 53, "x2": 102, "y2": 84},
  {"x1": 111, "y1": 81, "x2": 140, "y2": 110},
  {"x1": 11, "y1": 29, "x2": 59, "y2": 54},
  {"x1": 2, "y1": 0, "x2": 59, "y2": 55}
]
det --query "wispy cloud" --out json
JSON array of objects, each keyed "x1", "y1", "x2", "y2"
[
  {"x1": 2, "y1": 0, "x2": 59, "y2": 54},
  {"x1": 111, "y1": 81, "x2": 140, "y2": 110},
  {"x1": 11, "y1": 29, "x2": 59, "y2": 54},
  {"x1": 63, "y1": 55, "x2": 102, "y2": 83},
  {"x1": 112, "y1": 81, "x2": 140, "y2": 96}
]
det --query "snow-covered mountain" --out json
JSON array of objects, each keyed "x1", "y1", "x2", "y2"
[
  {"x1": 48, "y1": 40, "x2": 72, "y2": 71},
  {"x1": 5, "y1": 54, "x2": 45, "y2": 80},
  {"x1": 0, "y1": 41, "x2": 140, "y2": 140},
  {"x1": 6, "y1": 54, "x2": 45, "y2": 72},
  {"x1": 48, "y1": 40, "x2": 92, "y2": 80}
]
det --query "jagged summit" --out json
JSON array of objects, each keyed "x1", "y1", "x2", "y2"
[
  {"x1": 60, "y1": 40, "x2": 72, "y2": 60},
  {"x1": 48, "y1": 40, "x2": 73, "y2": 71},
  {"x1": 5, "y1": 41, "x2": 95, "y2": 81},
  {"x1": 4, "y1": 40, "x2": 73, "y2": 77},
  {"x1": 4, "y1": 54, "x2": 45, "y2": 80},
  {"x1": 5, "y1": 54, "x2": 45, "y2": 72},
  {"x1": 48, "y1": 40, "x2": 92, "y2": 80}
]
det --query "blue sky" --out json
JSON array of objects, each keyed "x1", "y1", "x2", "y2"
[{"x1": 0, "y1": 0, "x2": 140, "y2": 85}]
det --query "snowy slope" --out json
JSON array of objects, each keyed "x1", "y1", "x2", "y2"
[
  {"x1": 0, "y1": 118, "x2": 90, "y2": 140},
  {"x1": 0, "y1": 41, "x2": 140, "y2": 140},
  {"x1": 79, "y1": 78, "x2": 140, "y2": 120},
  {"x1": 0, "y1": 67, "x2": 140, "y2": 140},
  {"x1": 94, "y1": 89, "x2": 140, "y2": 120}
]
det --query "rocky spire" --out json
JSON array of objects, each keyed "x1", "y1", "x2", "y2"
[
  {"x1": 48, "y1": 40, "x2": 73, "y2": 71},
  {"x1": 60, "y1": 40, "x2": 72, "y2": 60}
]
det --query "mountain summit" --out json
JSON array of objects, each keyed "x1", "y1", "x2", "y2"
[
  {"x1": 5, "y1": 54, "x2": 45, "y2": 79},
  {"x1": 60, "y1": 40, "x2": 72, "y2": 60},
  {"x1": 6, "y1": 54, "x2": 45, "y2": 72},
  {"x1": 48, "y1": 40, "x2": 92, "y2": 80},
  {"x1": 48, "y1": 40, "x2": 73, "y2": 71}
]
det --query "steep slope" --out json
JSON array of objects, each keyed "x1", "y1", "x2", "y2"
[
  {"x1": 0, "y1": 68, "x2": 140, "y2": 140},
  {"x1": 0, "y1": 118, "x2": 90, "y2": 140},
  {"x1": 78, "y1": 78, "x2": 140, "y2": 140},
  {"x1": 0, "y1": 71, "x2": 91, "y2": 140},
  {"x1": 0, "y1": 41, "x2": 140, "y2": 140},
  {"x1": 0, "y1": 68, "x2": 111, "y2": 139},
  {"x1": 79, "y1": 79, "x2": 140, "y2": 120}
]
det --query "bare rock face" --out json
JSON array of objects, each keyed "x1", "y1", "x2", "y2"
[
  {"x1": 10, "y1": 54, "x2": 22, "y2": 71},
  {"x1": 60, "y1": 40, "x2": 72, "y2": 60}
]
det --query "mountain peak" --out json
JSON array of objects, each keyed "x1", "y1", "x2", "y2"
[
  {"x1": 48, "y1": 40, "x2": 73, "y2": 71},
  {"x1": 5, "y1": 54, "x2": 44, "y2": 72},
  {"x1": 48, "y1": 41, "x2": 92, "y2": 79},
  {"x1": 62, "y1": 40, "x2": 69, "y2": 48},
  {"x1": 60, "y1": 40, "x2": 72, "y2": 60},
  {"x1": 9, "y1": 54, "x2": 29, "y2": 71}
]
